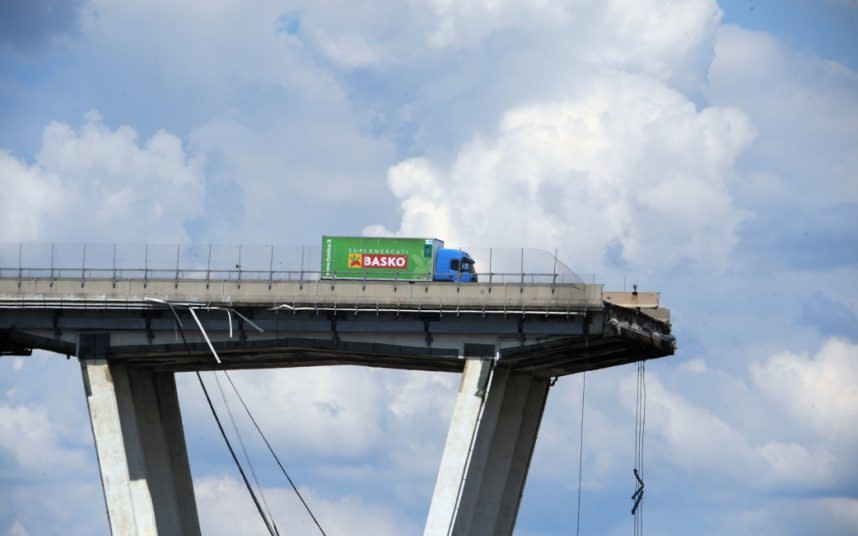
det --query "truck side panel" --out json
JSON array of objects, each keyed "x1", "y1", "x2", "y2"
[{"x1": 321, "y1": 236, "x2": 443, "y2": 281}]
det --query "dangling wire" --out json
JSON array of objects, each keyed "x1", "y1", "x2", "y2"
[
  {"x1": 223, "y1": 371, "x2": 328, "y2": 536},
  {"x1": 632, "y1": 361, "x2": 647, "y2": 535},
  {"x1": 150, "y1": 298, "x2": 327, "y2": 534},
  {"x1": 211, "y1": 371, "x2": 280, "y2": 536},
  {"x1": 151, "y1": 298, "x2": 279, "y2": 536},
  {"x1": 196, "y1": 371, "x2": 278, "y2": 536},
  {"x1": 575, "y1": 371, "x2": 586, "y2": 536}
]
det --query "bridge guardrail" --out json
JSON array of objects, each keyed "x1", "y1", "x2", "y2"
[{"x1": 0, "y1": 243, "x2": 586, "y2": 288}]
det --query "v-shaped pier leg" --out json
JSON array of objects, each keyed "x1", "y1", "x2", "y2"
[
  {"x1": 79, "y1": 334, "x2": 201, "y2": 536},
  {"x1": 425, "y1": 355, "x2": 550, "y2": 536}
]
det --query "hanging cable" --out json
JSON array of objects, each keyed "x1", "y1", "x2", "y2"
[
  {"x1": 575, "y1": 371, "x2": 586, "y2": 536},
  {"x1": 196, "y1": 371, "x2": 278, "y2": 536},
  {"x1": 151, "y1": 298, "x2": 278, "y2": 536},
  {"x1": 151, "y1": 297, "x2": 326, "y2": 535},
  {"x1": 223, "y1": 370, "x2": 329, "y2": 536},
  {"x1": 632, "y1": 361, "x2": 647, "y2": 536},
  {"x1": 212, "y1": 371, "x2": 280, "y2": 536}
]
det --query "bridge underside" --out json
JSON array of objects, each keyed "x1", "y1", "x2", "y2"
[
  {"x1": 0, "y1": 329, "x2": 669, "y2": 377},
  {"x1": 0, "y1": 303, "x2": 672, "y2": 376}
]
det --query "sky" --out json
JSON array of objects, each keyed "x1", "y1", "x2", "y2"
[{"x1": 0, "y1": 1, "x2": 857, "y2": 535}]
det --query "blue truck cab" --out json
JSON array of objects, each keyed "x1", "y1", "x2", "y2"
[{"x1": 434, "y1": 249, "x2": 478, "y2": 282}]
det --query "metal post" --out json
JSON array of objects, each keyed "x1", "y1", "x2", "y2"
[
  {"x1": 299, "y1": 246, "x2": 305, "y2": 290},
  {"x1": 81, "y1": 244, "x2": 87, "y2": 288},
  {"x1": 552, "y1": 248, "x2": 558, "y2": 293},
  {"x1": 112, "y1": 244, "x2": 117, "y2": 288},
  {"x1": 144, "y1": 244, "x2": 149, "y2": 289},
  {"x1": 268, "y1": 245, "x2": 274, "y2": 289},
  {"x1": 489, "y1": 248, "x2": 493, "y2": 286},
  {"x1": 17, "y1": 243, "x2": 22, "y2": 288},
  {"x1": 50, "y1": 243, "x2": 55, "y2": 287},
  {"x1": 520, "y1": 248, "x2": 524, "y2": 293},
  {"x1": 236, "y1": 245, "x2": 242, "y2": 288},
  {"x1": 205, "y1": 245, "x2": 212, "y2": 289},
  {"x1": 174, "y1": 245, "x2": 181, "y2": 288}
]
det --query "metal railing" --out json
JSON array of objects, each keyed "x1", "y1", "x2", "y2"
[{"x1": 0, "y1": 243, "x2": 585, "y2": 288}]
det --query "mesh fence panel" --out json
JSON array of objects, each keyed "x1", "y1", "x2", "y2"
[
  {"x1": 463, "y1": 247, "x2": 583, "y2": 286},
  {"x1": 0, "y1": 243, "x2": 586, "y2": 286},
  {"x1": 21, "y1": 244, "x2": 55, "y2": 278}
]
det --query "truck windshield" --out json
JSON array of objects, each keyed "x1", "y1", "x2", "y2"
[{"x1": 463, "y1": 259, "x2": 475, "y2": 273}]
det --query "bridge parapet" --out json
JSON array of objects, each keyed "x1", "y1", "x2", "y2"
[
  {"x1": 0, "y1": 278, "x2": 603, "y2": 312},
  {"x1": 0, "y1": 243, "x2": 586, "y2": 286}
]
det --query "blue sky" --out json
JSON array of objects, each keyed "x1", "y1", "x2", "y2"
[{"x1": 1, "y1": 1, "x2": 857, "y2": 535}]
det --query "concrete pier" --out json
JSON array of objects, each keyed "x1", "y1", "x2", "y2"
[
  {"x1": 424, "y1": 357, "x2": 494, "y2": 535},
  {"x1": 80, "y1": 334, "x2": 200, "y2": 536},
  {"x1": 425, "y1": 353, "x2": 551, "y2": 536}
]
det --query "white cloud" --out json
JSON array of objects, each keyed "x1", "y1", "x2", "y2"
[
  {"x1": 372, "y1": 72, "x2": 755, "y2": 271},
  {"x1": 195, "y1": 475, "x2": 418, "y2": 536},
  {"x1": 81, "y1": 1, "x2": 299, "y2": 89},
  {"x1": 0, "y1": 355, "x2": 113, "y2": 535},
  {"x1": 291, "y1": 0, "x2": 721, "y2": 84},
  {"x1": 647, "y1": 337, "x2": 858, "y2": 489},
  {"x1": 6, "y1": 521, "x2": 29, "y2": 536},
  {"x1": 624, "y1": 372, "x2": 757, "y2": 478},
  {"x1": 74, "y1": 1, "x2": 400, "y2": 243},
  {"x1": 0, "y1": 150, "x2": 63, "y2": 242},
  {"x1": 680, "y1": 357, "x2": 709, "y2": 373},
  {"x1": 187, "y1": 113, "x2": 395, "y2": 242},
  {"x1": 421, "y1": 0, "x2": 573, "y2": 49},
  {"x1": 0, "y1": 111, "x2": 203, "y2": 243},
  {"x1": 532, "y1": 336, "x2": 858, "y2": 501},
  {"x1": 595, "y1": 0, "x2": 722, "y2": 83},
  {"x1": 0, "y1": 402, "x2": 88, "y2": 474},
  {"x1": 750, "y1": 338, "x2": 858, "y2": 444},
  {"x1": 707, "y1": 25, "x2": 858, "y2": 205},
  {"x1": 0, "y1": 481, "x2": 108, "y2": 536},
  {"x1": 721, "y1": 496, "x2": 858, "y2": 536},
  {"x1": 183, "y1": 368, "x2": 386, "y2": 456},
  {"x1": 68, "y1": 1, "x2": 735, "y2": 250},
  {"x1": 181, "y1": 367, "x2": 456, "y2": 465}
]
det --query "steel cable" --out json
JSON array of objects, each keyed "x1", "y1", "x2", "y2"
[
  {"x1": 155, "y1": 298, "x2": 326, "y2": 535},
  {"x1": 632, "y1": 361, "x2": 647, "y2": 536},
  {"x1": 576, "y1": 371, "x2": 586, "y2": 536},
  {"x1": 223, "y1": 371, "x2": 329, "y2": 536},
  {"x1": 212, "y1": 371, "x2": 280, "y2": 535},
  {"x1": 196, "y1": 371, "x2": 278, "y2": 536},
  {"x1": 157, "y1": 299, "x2": 278, "y2": 536}
]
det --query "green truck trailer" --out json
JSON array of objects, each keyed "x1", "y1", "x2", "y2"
[{"x1": 320, "y1": 236, "x2": 477, "y2": 282}]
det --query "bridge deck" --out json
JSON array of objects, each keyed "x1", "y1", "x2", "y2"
[{"x1": 0, "y1": 278, "x2": 673, "y2": 376}]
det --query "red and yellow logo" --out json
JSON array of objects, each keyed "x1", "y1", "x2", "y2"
[
  {"x1": 362, "y1": 254, "x2": 408, "y2": 269},
  {"x1": 346, "y1": 253, "x2": 409, "y2": 270}
]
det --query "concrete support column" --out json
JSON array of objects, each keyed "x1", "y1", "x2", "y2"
[
  {"x1": 79, "y1": 334, "x2": 201, "y2": 536},
  {"x1": 424, "y1": 356, "x2": 493, "y2": 536},
  {"x1": 425, "y1": 355, "x2": 550, "y2": 536}
]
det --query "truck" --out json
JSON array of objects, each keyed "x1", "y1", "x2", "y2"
[{"x1": 321, "y1": 236, "x2": 477, "y2": 282}]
